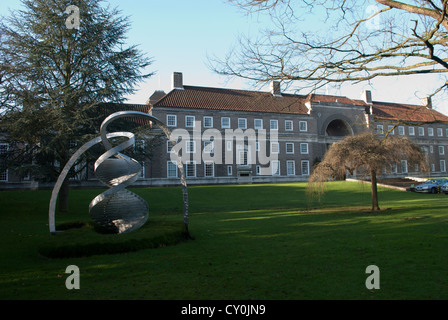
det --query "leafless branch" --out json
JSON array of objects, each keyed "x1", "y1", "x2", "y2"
[{"x1": 213, "y1": 0, "x2": 448, "y2": 101}]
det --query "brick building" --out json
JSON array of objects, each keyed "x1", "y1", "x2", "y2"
[
  {"x1": 2, "y1": 71, "x2": 448, "y2": 188},
  {"x1": 143, "y1": 72, "x2": 448, "y2": 186}
]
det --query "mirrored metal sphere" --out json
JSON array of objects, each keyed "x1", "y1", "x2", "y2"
[
  {"x1": 90, "y1": 153, "x2": 148, "y2": 233},
  {"x1": 90, "y1": 189, "x2": 148, "y2": 234}
]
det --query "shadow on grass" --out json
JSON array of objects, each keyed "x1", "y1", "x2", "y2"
[
  {"x1": 37, "y1": 219, "x2": 192, "y2": 259},
  {"x1": 215, "y1": 203, "x2": 448, "y2": 244}
]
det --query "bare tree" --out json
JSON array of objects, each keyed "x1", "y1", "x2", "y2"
[
  {"x1": 214, "y1": 0, "x2": 448, "y2": 101},
  {"x1": 308, "y1": 132, "x2": 428, "y2": 211}
]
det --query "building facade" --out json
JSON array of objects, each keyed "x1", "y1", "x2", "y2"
[
  {"x1": 143, "y1": 72, "x2": 448, "y2": 186},
  {"x1": 2, "y1": 71, "x2": 448, "y2": 188}
]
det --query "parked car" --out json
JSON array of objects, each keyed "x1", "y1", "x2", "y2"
[
  {"x1": 414, "y1": 178, "x2": 448, "y2": 193},
  {"x1": 441, "y1": 182, "x2": 448, "y2": 194}
]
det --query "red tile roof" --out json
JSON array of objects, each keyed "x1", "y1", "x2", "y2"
[
  {"x1": 154, "y1": 86, "x2": 310, "y2": 115},
  {"x1": 153, "y1": 85, "x2": 448, "y2": 123},
  {"x1": 306, "y1": 93, "x2": 366, "y2": 106},
  {"x1": 371, "y1": 101, "x2": 448, "y2": 123}
]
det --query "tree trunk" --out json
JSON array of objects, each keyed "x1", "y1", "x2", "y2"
[
  {"x1": 58, "y1": 177, "x2": 69, "y2": 212},
  {"x1": 370, "y1": 170, "x2": 380, "y2": 211}
]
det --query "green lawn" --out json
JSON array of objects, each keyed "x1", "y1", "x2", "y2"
[{"x1": 0, "y1": 181, "x2": 447, "y2": 300}]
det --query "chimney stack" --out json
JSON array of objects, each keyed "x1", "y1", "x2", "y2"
[
  {"x1": 147, "y1": 90, "x2": 166, "y2": 105},
  {"x1": 362, "y1": 90, "x2": 372, "y2": 105},
  {"x1": 422, "y1": 96, "x2": 432, "y2": 109},
  {"x1": 172, "y1": 72, "x2": 184, "y2": 90},
  {"x1": 270, "y1": 81, "x2": 282, "y2": 97}
]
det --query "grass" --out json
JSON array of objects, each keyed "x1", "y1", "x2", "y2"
[{"x1": 0, "y1": 181, "x2": 447, "y2": 300}]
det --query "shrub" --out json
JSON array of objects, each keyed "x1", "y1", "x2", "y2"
[{"x1": 38, "y1": 220, "x2": 191, "y2": 258}]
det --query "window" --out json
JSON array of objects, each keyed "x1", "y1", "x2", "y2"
[
  {"x1": 255, "y1": 141, "x2": 260, "y2": 152},
  {"x1": 0, "y1": 170, "x2": 8, "y2": 182},
  {"x1": 271, "y1": 142, "x2": 279, "y2": 154},
  {"x1": 431, "y1": 163, "x2": 436, "y2": 172},
  {"x1": 387, "y1": 125, "x2": 395, "y2": 135},
  {"x1": 254, "y1": 119, "x2": 263, "y2": 130},
  {"x1": 287, "y1": 160, "x2": 295, "y2": 176},
  {"x1": 0, "y1": 144, "x2": 9, "y2": 181},
  {"x1": 204, "y1": 140, "x2": 214, "y2": 154},
  {"x1": 221, "y1": 117, "x2": 230, "y2": 129},
  {"x1": 256, "y1": 165, "x2": 261, "y2": 175},
  {"x1": 272, "y1": 160, "x2": 280, "y2": 176},
  {"x1": 23, "y1": 171, "x2": 30, "y2": 181},
  {"x1": 227, "y1": 165, "x2": 233, "y2": 176},
  {"x1": 203, "y1": 116, "x2": 213, "y2": 128},
  {"x1": 270, "y1": 120, "x2": 278, "y2": 130},
  {"x1": 167, "y1": 161, "x2": 178, "y2": 178},
  {"x1": 186, "y1": 161, "x2": 196, "y2": 178},
  {"x1": 439, "y1": 146, "x2": 445, "y2": 155},
  {"x1": 300, "y1": 143, "x2": 309, "y2": 155},
  {"x1": 301, "y1": 160, "x2": 310, "y2": 176},
  {"x1": 391, "y1": 162, "x2": 398, "y2": 173},
  {"x1": 418, "y1": 127, "x2": 425, "y2": 136},
  {"x1": 285, "y1": 120, "x2": 293, "y2": 131},
  {"x1": 428, "y1": 127, "x2": 434, "y2": 136},
  {"x1": 398, "y1": 126, "x2": 405, "y2": 135},
  {"x1": 409, "y1": 127, "x2": 415, "y2": 136},
  {"x1": 238, "y1": 150, "x2": 249, "y2": 166},
  {"x1": 186, "y1": 140, "x2": 196, "y2": 153},
  {"x1": 135, "y1": 140, "x2": 145, "y2": 152},
  {"x1": 376, "y1": 125, "x2": 384, "y2": 134},
  {"x1": 186, "y1": 116, "x2": 195, "y2": 128},
  {"x1": 401, "y1": 160, "x2": 408, "y2": 174},
  {"x1": 441, "y1": 160, "x2": 446, "y2": 173},
  {"x1": 430, "y1": 145, "x2": 434, "y2": 154},
  {"x1": 167, "y1": 140, "x2": 174, "y2": 153},
  {"x1": 0, "y1": 143, "x2": 9, "y2": 154},
  {"x1": 437, "y1": 128, "x2": 443, "y2": 137},
  {"x1": 286, "y1": 142, "x2": 294, "y2": 154},
  {"x1": 69, "y1": 140, "x2": 77, "y2": 149},
  {"x1": 204, "y1": 161, "x2": 214, "y2": 177},
  {"x1": 166, "y1": 115, "x2": 177, "y2": 127},
  {"x1": 238, "y1": 118, "x2": 247, "y2": 129},
  {"x1": 140, "y1": 161, "x2": 146, "y2": 179},
  {"x1": 299, "y1": 121, "x2": 308, "y2": 132}
]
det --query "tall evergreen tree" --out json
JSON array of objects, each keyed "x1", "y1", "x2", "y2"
[{"x1": 0, "y1": 0, "x2": 153, "y2": 211}]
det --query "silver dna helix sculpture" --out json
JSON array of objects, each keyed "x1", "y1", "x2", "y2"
[{"x1": 49, "y1": 111, "x2": 189, "y2": 235}]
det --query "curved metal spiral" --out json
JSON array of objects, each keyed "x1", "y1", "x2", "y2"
[{"x1": 48, "y1": 111, "x2": 189, "y2": 235}]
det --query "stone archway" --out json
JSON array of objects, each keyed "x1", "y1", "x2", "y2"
[{"x1": 326, "y1": 119, "x2": 353, "y2": 137}]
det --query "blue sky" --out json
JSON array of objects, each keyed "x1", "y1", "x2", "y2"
[
  {"x1": 1, "y1": 0, "x2": 448, "y2": 113},
  {"x1": 1, "y1": 0, "x2": 260, "y2": 102},
  {"x1": 104, "y1": 0, "x2": 271, "y2": 101}
]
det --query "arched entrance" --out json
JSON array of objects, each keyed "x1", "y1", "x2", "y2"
[{"x1": 326, "y1": 119, "x2": 352, "y2": 137}]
